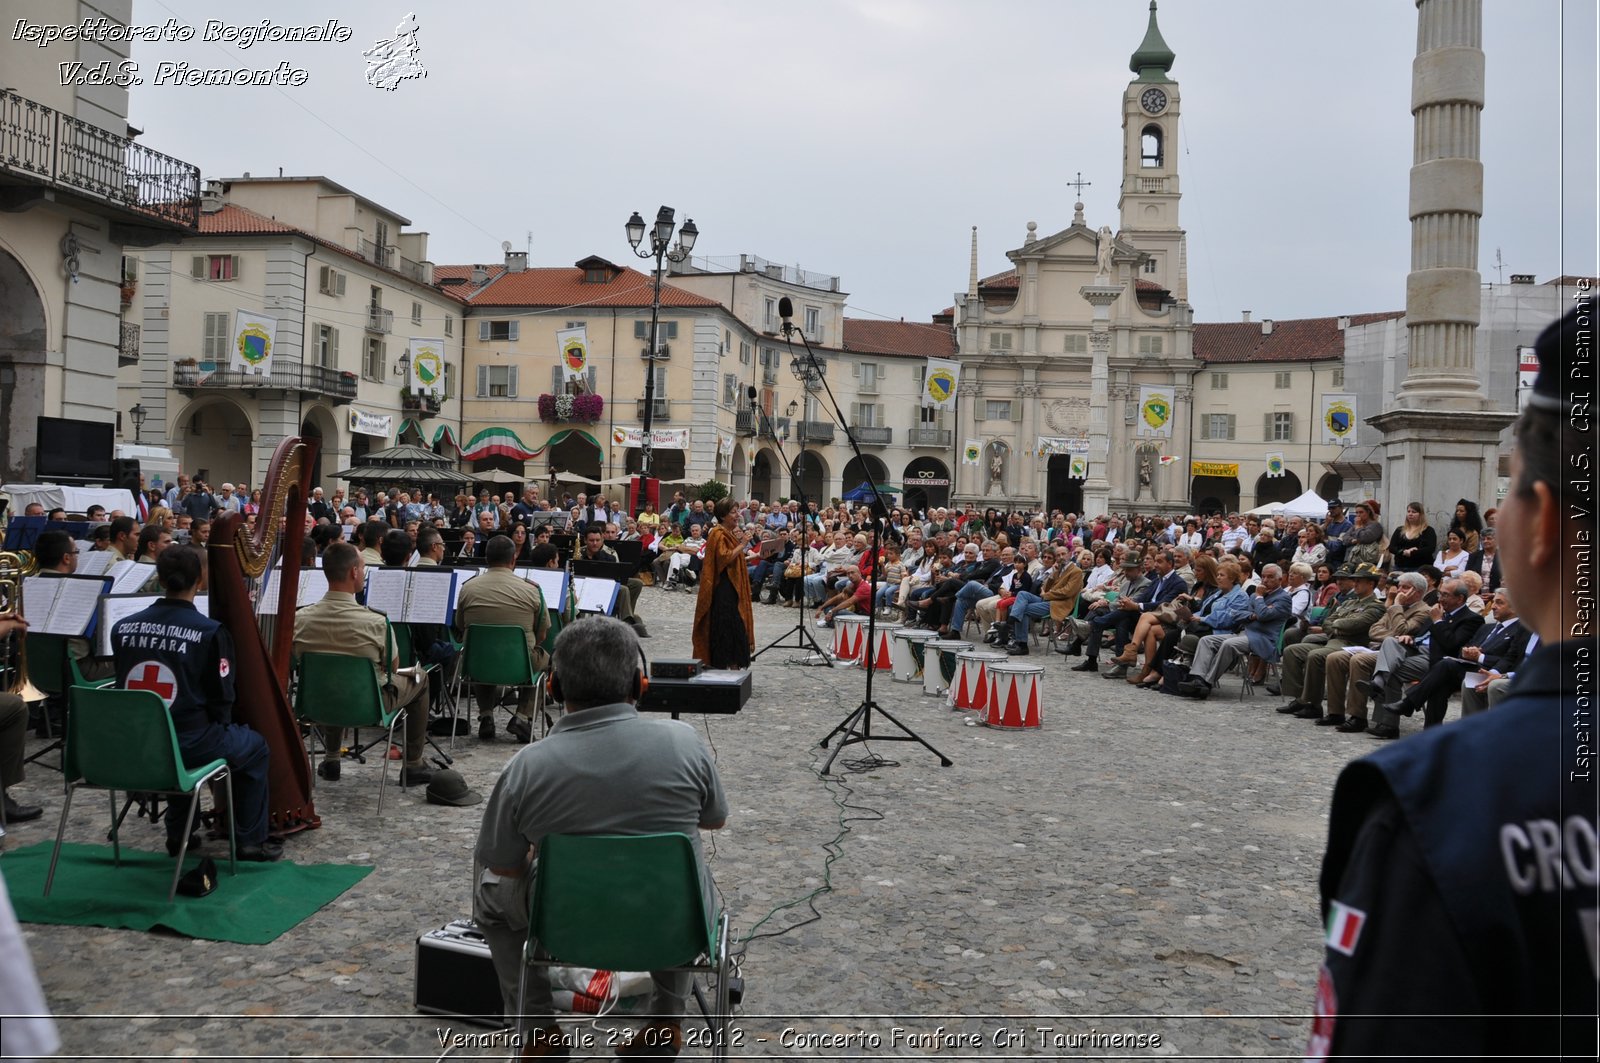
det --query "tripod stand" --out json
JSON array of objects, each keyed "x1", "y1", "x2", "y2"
[
  {"x1": 749, "y1": 392, "x2": 830, "y2": 665},
  {"x1": 769, "y1": 313, "x2": 951, "y2": 773}
]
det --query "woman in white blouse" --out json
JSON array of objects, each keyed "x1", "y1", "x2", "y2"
[
  {"x1": 1082, "y1": 548, "x2": 1116, "y2": 594},
  {"x1": 1176, "y1": 518, "x2": 1203, "y2": 552},
  {"x1": 1291, "y1": 525, "x2": 1327, "y2": 569},
  {"x1": 1433, "y1": 528, "x2": 1472, "y2": 577}
]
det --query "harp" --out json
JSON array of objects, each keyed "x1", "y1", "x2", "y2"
[{"x1": 208, "y1": 436, "x2": 320, "y2": 834}]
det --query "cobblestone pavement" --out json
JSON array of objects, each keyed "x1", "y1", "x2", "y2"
[{"x1": 2, "y1": 590, "x2": 1404, "y2": 1060}]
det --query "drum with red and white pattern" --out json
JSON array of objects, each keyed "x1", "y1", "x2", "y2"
[
  {"x1": 890, "y1": 627, "x2": 937, "y2": 683},
  {"x1": 856, "y1": 622, "x2": 899, "y2": 672},
  {"x1": 985, "y1": 661, "x2": 1044, "y2": 729},
  {"x1": 950, "y1": 649, "x2": 1008, "y2": 712},
  {"x1": 923, "y1": 639, "x2": 972, "y2": 697},
  {"x1": 831, "y1": 614, "x2": 868, "y2": 662}
]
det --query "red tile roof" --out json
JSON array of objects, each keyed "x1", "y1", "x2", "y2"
[
  {"x1": 978, "y1": 269, "x2": 1018, "y2": 290},
  {"x1": 432, "y1": 263, "x2": 505, "y2": 284},
  {"x1": 1135, "y1": 278, "x2": 1165, "y2": 292},
  {"x1": 434, "y1": 261, "x2": 721, "y2": 309},
  {"x1": 1194, "y1": 311, "x2": 1403, "y2": 364},
  {"x1": 841, "y1": 318, "x2": 957, "y2": 358},
  {"x1": 196, "y1": 204, "x2": 299, "y2": 235}
]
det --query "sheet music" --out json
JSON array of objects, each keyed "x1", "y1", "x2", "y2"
[
  {"x1": 401, "y1": 569, "x2": 455, "y2": 625},
  {"x1": 105, "y1": 560, "x2": 155, "y2": 595},
  {"x1": 258, "y1": 567, "x2": 330, "y2": 614},
  {"x1": 363, "y1": 568, "x2": 408, "y2": 618},
  {"x1": 97, "y1": 593, "x2": 212, "y2": 656},
  {"x1": 452, "y1": 567, "x2": 481, "y2": 609},
  {"x1": 523, "y1": 568, "x2": 568, "y2": 609},
  {"x1": 23, "y1": 575, "x2": 110, "y2": 636},
  {"x1": 574, "y1": 577, "x2": 618, "y2": 615},
  {"x1": 75, "y1": 550, "x2": 117, "y2": 576}
]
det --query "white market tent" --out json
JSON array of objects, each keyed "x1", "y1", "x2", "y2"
[{"x1": 1246, "y1": 488, "x2": 1330, "y2": 520}]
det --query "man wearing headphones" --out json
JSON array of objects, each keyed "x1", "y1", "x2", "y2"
[{"x1": 474, "y1": 617, "x2": 727, "y2": 1059}]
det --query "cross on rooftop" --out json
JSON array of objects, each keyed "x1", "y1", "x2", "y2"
[{"x1": 1067, "y1": 171, "x2": 1092, "y2": 198}]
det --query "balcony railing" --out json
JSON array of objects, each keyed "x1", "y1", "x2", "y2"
[
  {"x1": 0, "y1": 89, "x2": 199, "y2": 230},
  {"x1": 735, "y1": 409, "x2": 757, "y2": 437},
  {"x1": 796, "y1": 420, "x2": 835, "y2": 444},
  {"x1": 640, "y1": 344, "x2": 670, "y2": 360},
  {"x1": 361, "y1": 239, "x2": 394, "y2": 268},
  {"x1": 635, "y1": 398, "x2": 671, "y2": 421},
  {"x1": 118, "y1": 322, "x2": 140, "y2": 366},
  {"x1": 759, "y1": 416, "x2": 789, "y2": 442},
  {"x1": 851, "y1": 425, "x2": 892, "y2": 446},
  {"x1": 762, "y1": 365, "x2": 779, "y2": 385},
  {"x1": 366, "y1": 306, "x2": 394, "y2": 333},
  {"x1": 907, "y1": 427, "x2": 953, "y2": 448},
  {"x1": 397, "y1": 255, "x2": 429, "y2": 284},
  {"x1": 173, "y1": 360, "x2": 358, "y2": 404}
]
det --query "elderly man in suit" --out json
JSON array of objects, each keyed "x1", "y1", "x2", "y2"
[
  {"x1": 1177, "y1": 563, "x2": 1294, "y2": 699},
  {"x1": 1318, "y1": 570, "x2": 1434, "y2": 733},
  {"x1": 1375, "y1": 586, "x2": 1528, "y2": 729},
  {"x1": 1074, "y1": 549, "x2": 1187, "y2": 677},
  {"x1": 1277, "y1": 563, "x2": 1387, "y2": 720},
  {"x1": 1356, "y1": 577, "x2": 1486, "y2": 738}
]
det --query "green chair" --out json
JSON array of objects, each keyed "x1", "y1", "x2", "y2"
[
  {"x1": 455, "y1": 624, "x2": 546, "y2": 739},
  {"x1": 518, "y1": 833, "x2": 734, "y2": 1059},
  {"x1": 45, "y1": 686, "x2": 237, "y2": 903},
  {"x1": 293, "y1": 652, "x2": 405, "y2": 815},
  {"x1": 24, "y1": 632, "x2": 115, "y2": 772}
]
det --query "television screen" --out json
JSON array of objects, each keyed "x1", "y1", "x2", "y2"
[{"x1": 35, "y1": 416, "x2": 114, "y2": 481}]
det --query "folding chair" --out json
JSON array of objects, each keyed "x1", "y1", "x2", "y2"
[
  {"x1": 455, "y1": 624, "x2": 547, "y2": 739},
  {"x1": 23, "y1": 633, "x2": 114, "y2": 772},
  {"x1": 293, "y1": 652, "x2": 405, "y2": 815},
  {"x1": 45, "y1": 686, "x2": 237, "y2": 903},
  {"x1": 518, "y1": 833, "x2": 735, "y2": 1060},
  {"x1": 393, "y1": 623, "x2": 455, "y2": 763}
]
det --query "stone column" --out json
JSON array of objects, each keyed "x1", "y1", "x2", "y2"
[
  {"x1": 1397, "y1": 0, "x2": 1486, "y2": 411},
  {"x1": 1370, "y1": 0, "x2": 1511, "y2": 516},
  {"x1": 1079, "y1": 282, "x2": 1123, "y2": 516}
]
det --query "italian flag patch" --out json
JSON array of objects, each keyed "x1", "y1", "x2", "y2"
[{"x1": 1325, "y1": 900, "x2": 1366, "y2": 956}]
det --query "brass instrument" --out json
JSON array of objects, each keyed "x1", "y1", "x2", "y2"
[{"x1": 0, "y1": 550, "x2": 46, "y2": 702}]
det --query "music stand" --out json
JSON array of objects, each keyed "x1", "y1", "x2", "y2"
[
  {"x1": 779, "y1": 322, "x2": 951, "y2": 772},
  {"x1": 748, "y1": 402, "x2": 829, "y2": 665}
]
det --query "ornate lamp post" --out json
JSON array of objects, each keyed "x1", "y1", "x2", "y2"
[
  {"x1": 624, "y1": 207, "x2": 698, "y2": 507},
  {"x1": 128, "y1": 402, "x2": 147, "y2": 443}
]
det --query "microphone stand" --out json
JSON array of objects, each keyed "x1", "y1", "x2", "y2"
[
  {"x1": 748, "y1": 395, "x2": 830, "y2": 664},
  {"x1": 781, "y1": 320, "x2": 952, "y2": 773}
]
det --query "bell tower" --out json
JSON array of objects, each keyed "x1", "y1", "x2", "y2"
[{"x1": 1119, "y1": 1, "x2": 1180, "y2": 234}]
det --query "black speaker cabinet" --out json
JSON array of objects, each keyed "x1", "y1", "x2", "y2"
[{"x1": 110, "y1": 458, "x2": 141, "y2": 495}]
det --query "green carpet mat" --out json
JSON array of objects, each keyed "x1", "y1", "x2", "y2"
[{"x1": 3, "y1": 841, "x2": 372, "y2": 944}]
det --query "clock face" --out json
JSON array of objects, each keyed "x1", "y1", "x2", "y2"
[{"x1": 1140, "y1": 87, "x2": 1167, "y2": 114}]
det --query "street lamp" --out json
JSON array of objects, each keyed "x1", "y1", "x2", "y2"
[
  {"x1": 624, "y1": 206, "x2": 698, "y2": 509},
  {"x1": 128, "y1": 402, "x2": 147, "y2": 442}
]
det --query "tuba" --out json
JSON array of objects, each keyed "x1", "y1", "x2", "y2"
[
  {"x1": 0, "y1": 550, "x2": 46, "y2": 703},
  {"x1": 208, "y1": 437, "x2": 321, "y2": 834}
]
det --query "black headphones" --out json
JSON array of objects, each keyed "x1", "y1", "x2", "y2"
[{"x1": 547, "y1": 643, "x2": 648, "y2": 705}]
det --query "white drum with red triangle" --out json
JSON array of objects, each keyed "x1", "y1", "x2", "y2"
[
  {"x1": 890, "y1": 627, "x2": 937, "y2": 683},
  {"x1": 951, "y1": 650, "x2": 1007, "y2": 711},
  {"x1": 832, "y1": 614, "x2": 868, "y2": 661},
  {"x1": 856, "y1": 622, "x2": 899, "y2": 671},
  {"x1": 985, "y1": 661, "x2": 1043, "y2": 729}
]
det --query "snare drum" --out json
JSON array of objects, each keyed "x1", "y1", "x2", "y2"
[
  {"x1": 923, "y1": 639, "x2": 972, "y2": 697},
  {"x1": 857, "y1": 622, "x2": 899, "y2": 672},
  {"x1": 985, "y1": 661, "x2": 1044, "y2": 729},
  {"x1": 832, "y1": 613, "x2": 868, "y2": 661},
  {"x1": 891, "y1": 628, "x2": 937, "y2": 683},
  {"x1": 951, "y1": 649, "x2": 1008, "y2": 711}
]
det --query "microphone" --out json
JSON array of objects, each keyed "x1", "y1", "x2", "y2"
[
  {"x1": 747, "y1": 384, "x2": 759, "y2": 404},
  {"x1": 778, "y1": 296, "x2": 795, "y2": 335}
]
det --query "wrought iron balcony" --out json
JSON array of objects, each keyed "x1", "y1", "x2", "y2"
[
  {"x1": 796, "y1": 420, "x2": 834, "y2": 444},
  {"x1": 759, "y1": 416, "x2": 789, "y2": 442},
  {"x1": 761, "y1": 365, "x2": 779, "y2": 385},
  {"x1": 118, "y1": 322, "x2": 140, "y2": 366},
  {"x1": 361, "y1": 239, "x2": 394, "y2": 268},
  {"x1": 851, "y1": 425, "x2": 892, "y2": 446},
  {"x1": 0, "y1": 89, "x2": 199, "y2": 230},
  {"x1": 366, "y1": 306, "x2": 394, "y2": 333},
  {"x1": 907, "y1": 427, "x2": 952, "y2": 448},
  {"x1": 640, "y1": 344, "x2": 671, "y2": 360},
  {"x1": 635, "y1": 398, "x2": 671, "y2": 421},
  {"x1": 173, "y1": 360, "x2": 358, "y2": 404},
  {"x1": 735, "y1": 409, "x2": 757, "y2": 437}
]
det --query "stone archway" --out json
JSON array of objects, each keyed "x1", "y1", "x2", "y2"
[
  {"x1": 624, "y1": 447, "x2": 686, "y2": 482},
  {"x1": 171, "y1": 397, "x2": 256, "y2": 488},
  {"x1": 840, "y1": 454, "x2": 890, "y2": 500},
  {"x1": 0, "y1": 248, "x2": 48, "y2": 482},
  {"x1": 752, "y1": 447, "x2": 779, "y2": 503},
  {"x1": 902, "y1": 456, "x2": 951, "y2": 513},
  {"x1": 730, "y1": 445, "x2": 748, "y2": 500},
  {"x1": 1190, "y1": 475, "x2": 1240, "y2": 516},
  {"x1": 1046, "y1": 455, "x2": 1084, "y2": 518},
  {"x1": 1254, "y1": 470, "x2": 1303, "y2": 508},
  {"x1": 299, "y1": 404, "x2": 341, "y2": 492},
  {"x1": 1316, "y1": 471, "x2": 1344, "y2": 501},
  {"x1": 791, "y1": 449, "x2": 829, "y2": 505},
  {"x1": 548, "y1": 430, "x2": 603, "y2": 482}
]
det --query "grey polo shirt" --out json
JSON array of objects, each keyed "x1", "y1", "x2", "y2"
[{"x1": 475, "y1": 702, "x2": 728, "y2": 876}]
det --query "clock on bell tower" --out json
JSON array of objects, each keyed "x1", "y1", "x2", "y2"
[{"x1": 1119, "y1": 0, "x2": 1180, "y2": 236}]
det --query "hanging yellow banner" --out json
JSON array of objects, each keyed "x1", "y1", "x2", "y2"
[{"x1": 1190, "y1": 460, "x2": 1239, "y2": 478}]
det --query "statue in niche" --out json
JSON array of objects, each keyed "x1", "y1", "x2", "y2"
[
  {"x1": 1096, "y1": 225, "x2": 1115, "y2": 278},
  {"x1": 988, "y1": 444, "x2": 1006, "y2": 490},
  {"x1": 1136, "y1": 456, "x2": 1153, "y2": 500}
]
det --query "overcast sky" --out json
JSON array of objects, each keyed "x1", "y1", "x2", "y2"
[{"x1": 121, "y1": 0, "x2": 1597, "y2": 325}]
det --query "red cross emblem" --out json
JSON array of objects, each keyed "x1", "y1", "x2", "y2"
[{"x1": 126, "y1": 661, "x2": 177, "y2": 707}]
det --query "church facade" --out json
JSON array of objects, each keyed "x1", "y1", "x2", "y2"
[{"x1": 952, "y1": 2, "x2": 1197, "y2": 517}]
